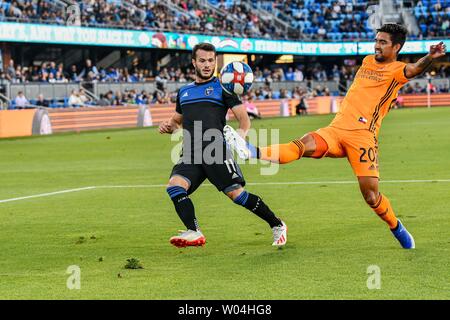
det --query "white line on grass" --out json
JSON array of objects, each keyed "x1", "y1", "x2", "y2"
[
  {"x1": 1, "y1": 179, "x2": 449, "y2": 204},
  {"x1": 0, "y1": 187, "x2": 96, "y2": 204}
]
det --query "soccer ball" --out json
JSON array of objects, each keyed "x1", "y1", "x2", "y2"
[{"x1": 219, "y1": 61, "x2": 254, "y2": 96}]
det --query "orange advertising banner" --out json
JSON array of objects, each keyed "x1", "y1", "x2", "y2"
[
  {"x1": 1, "y1": 94, "x2": 449, "y2": 139},
  {"x1": 0, "y1": 109, "x2": 36, "y2": 138},
  {"x1": 48, "y1": 105, "x2": 152, "y2": 133}
]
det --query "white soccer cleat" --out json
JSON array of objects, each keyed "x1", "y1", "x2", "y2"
[
  {"x1": 272, "y1": 221, "x2": 287, "y2": 247},
  {"x1": 169, "y1": 230, "x2": 206, "y2": 248},
  {"x1": 223, "y1": 125, "x2": 252, "y2": 160}
]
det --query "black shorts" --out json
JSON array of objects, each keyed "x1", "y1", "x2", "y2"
[{"x1": 170, "y1": 157, "x2": 246, "y2": 194}]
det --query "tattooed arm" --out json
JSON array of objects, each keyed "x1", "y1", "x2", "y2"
[{"x1": 404, "y1": 42, "x2": 446, "y2": 79}]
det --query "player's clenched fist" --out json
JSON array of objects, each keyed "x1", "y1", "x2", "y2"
[{"x1": 429, "y1": 42, "x2": 446, "y2": 59}]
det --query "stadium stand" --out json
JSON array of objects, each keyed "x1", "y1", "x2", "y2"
[
  {"x1": 0, "y1": 0, "x2": 449, "y2": 110},
  {"x1": 0, "y1": 0, "x2": 448, "y2": 40},
  {"x1": 414, "y1": 0, "x2": 450, "y2": 38}
]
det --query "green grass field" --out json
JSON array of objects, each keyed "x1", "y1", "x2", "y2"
[{"x1": 0, "y1": 107, "x2": 449, "y2": 300}]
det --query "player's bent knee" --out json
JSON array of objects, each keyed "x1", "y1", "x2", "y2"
[
  {"x1": 225, "y1": 187, "x2": 244, "y2": 201},
  {"x1": 362, "y1": 191, "x2": 379, "y2": 207},
  {"x1": 167, "y1": 175, "x2": 189, "y2": 191},
  {"x1": 305, "y1": 132, "x2": 328, "y2": 158}
]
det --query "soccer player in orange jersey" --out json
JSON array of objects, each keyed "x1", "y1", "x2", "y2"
[{"x1": 225, "y1": 24, "x2": 446, "y2": 249}]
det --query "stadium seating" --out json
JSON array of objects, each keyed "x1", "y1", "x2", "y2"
[{"x1": 1, "y1": 0, "x2": 447, "y2": 41}]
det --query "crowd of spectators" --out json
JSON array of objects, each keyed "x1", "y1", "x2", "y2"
[
  {"x1": 0, "y1": 58, "x2": 199, "y2": 84},
  {"x1": 255, "y1": 0, "x2": 449, "y2": 40},
  {"x1": 252, "y1": 63, "x2": 359, "y2": 83},
  {"x1": 414, "y1": 0, "x2": 450, "y2": 38},
  {"x1": 178, "y1": 0, "x2": 283, "y2": 39},
  {"x1": 400, "y1": 79, "x2": 450, "y2": 95},
  {"x1": 0, "y1": 0, "x2": 286, "y2": 40},
  {"x1": 1, "y1": 58, "x2": 367, "y2": 85},
  {"x1": 4, "y1": 56, "x2": 449, "y2": 109},
  {"x1": 0, "y1": 0, "x2": 64, "y2": 23},
  {"x1": 249, "y1": 0, "x2": 372, "y2": 40},
  {"x1": 246, "y1": 84, "x2": 331, "y2": 101},
  {"x1": 11, "y1": 86, "x2": 177, "y2": 109},
  {"x1": 0, "y1": 0, "x2": 448, "y2": 41},
  {"x1": 10, "y1": 73, "x2": 449, "y2": 110}
]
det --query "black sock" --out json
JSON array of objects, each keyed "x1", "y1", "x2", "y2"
[
  {"x1": 234, "y1": 191, "x2": 282, "y2": 228},
  {"x1": 167, "y1": 186, "x2": 198, "y2": 231}
]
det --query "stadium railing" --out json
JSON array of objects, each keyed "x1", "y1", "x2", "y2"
[
  {"x1": 95, "y1": 81, "x2": 313, "y2": 97},
  {"x1": 8, "y1": 83, "x2": 81, "y2": 106}
]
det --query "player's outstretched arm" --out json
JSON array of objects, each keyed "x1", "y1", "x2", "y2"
[
  {"x1": 231, "y1": 104, "x2": 251, "y2": 139},
  {"x1": 159, "y1": 112, "x2": 183, "y2": 134},
  {"x1": 404, "y1": 42, "x2": 446, "y2": 79}
]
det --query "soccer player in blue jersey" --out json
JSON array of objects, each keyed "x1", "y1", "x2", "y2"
[{"x1": 159, "y1": 43, "x2": 287, "y2": 247}]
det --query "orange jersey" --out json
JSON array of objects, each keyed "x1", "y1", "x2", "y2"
[{"x1": 330, "y1": 55, "x2": 409, "y2": 135}]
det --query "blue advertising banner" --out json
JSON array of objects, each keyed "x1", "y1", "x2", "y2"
[{"x1": 0, "y1": 22, "x2": 448, "y2": 56}]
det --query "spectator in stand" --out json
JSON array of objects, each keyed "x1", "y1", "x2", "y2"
[
  {"x1": 105, "y1": 91, "x2": 115, "y2": 105},
  {"x1": 413, "y1": 82, "x2": 425, "y2": 94},
  {"x1": 14, "y1": 91, "x2": 29, "y2": 109},
  {"x1": 79, "y1": 89, "x2": 89, "y2": 104},
  {"x1": 294, "y1": 67, "x2": 304, "y2": 82},
  {"x1": 279, "y1": 88, "x2": 291, "y2": 99},
  {"x1": 285, "y1": 67, "x2": 295, "y2": 81},
  {"x1": 0, "y1": 71, "x2": 9, "y2": 83},
  {"x1": 152, "y1": 81, "x2": 170, "y2": 104},
  {"x1": 80, "y1": 59, "x2": 99, "y2": 81},
  {"x1": 98, "y1": 94, "x2": 110, "y2": 106},
  {"x1": 48, "y1": 72, "x2": 56, "y2": 83},
  {"x1": 6, "y1": 59, "x2": 15, "y2": 82},
  {"x1": 55, "y1": 71, "x2": 68, "y2": 83},
  {"x1": 36, "y1": 94, "x2": 49, "y2": 107},
  {"x1": 402, "y1": 83, "x2": 414, "y2": 94},
  {"x1": 68, "y1": 65, "x2": 82, "y2": 82},
  {"x1": 48, "y1": 61, "x2": 57, "y2": 77},
  {"x1": 331, "y1": 65, "x2": 341, "y2": 82},
  {"x1": 30, "y1": 66, "x2": 40, "y2": 82},
  {"x1": 68, "y1": 90, "x2": 84, "y2": 107},
  {"x1": 178, "y1": 73, "x2": 187, "y2": 83},
  {"x1": 117, "y1": 91, "x2": 126, "y2": 105},
  {"x1": 253, "y1": 67, "x2": 264, "y2": 82}
]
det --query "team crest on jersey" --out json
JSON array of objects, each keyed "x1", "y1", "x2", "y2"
[{"x1": 205, "y1": 86, "x2": 214, "y2": 96}]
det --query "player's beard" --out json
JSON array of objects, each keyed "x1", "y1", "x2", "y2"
[
  {"x1": 195, "y1": 67, "x2": 214, "y2": 80},
  {"x1": 374, "y1": 54, "x2": 386, "y2": 62}
]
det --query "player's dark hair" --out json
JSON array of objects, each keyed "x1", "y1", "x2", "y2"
[
  {"x1": 377, "y1": 24, "x2": 408, "y2": 54},
  {"x1": 192, "y1": 43, "x2": 217, "y2": 60}
]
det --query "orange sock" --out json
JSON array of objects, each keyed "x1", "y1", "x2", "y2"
[
  {"x1": 370, "y1": 193, "x2": 398, "y2": 229},
  {"x1": 259, "y1": 139, "x2": 305, "y2": 164}
]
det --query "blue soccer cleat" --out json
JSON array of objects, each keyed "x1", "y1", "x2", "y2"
[{"x1": 391, "y1": 220, "x2": 415, "y2": 249}]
